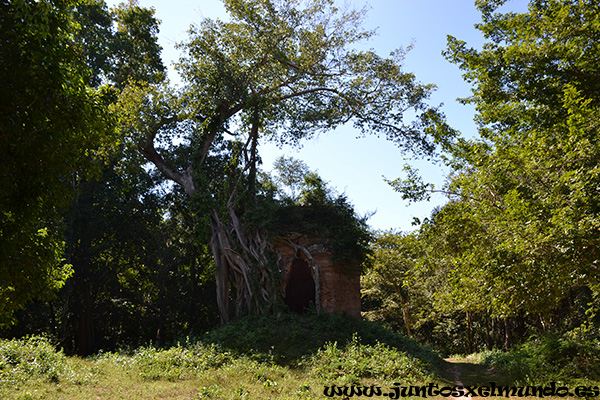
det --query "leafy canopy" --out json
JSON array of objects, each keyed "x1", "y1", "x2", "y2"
[
  {"x1": 0, "y1": 0, "x2": 117, "y2": 326},
  {"x1": 389, "y1": 0, "x2": 600, "y2": 319},
  {"x1": 179, "y1": 0, "x2": 454, "y2": 150},
  {"x1": 0, "y1": 0, "x2": 166, "y2": 327}
]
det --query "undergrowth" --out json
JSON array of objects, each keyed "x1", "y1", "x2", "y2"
[
  {"x1": 128, "y1": 341, "x2": 233, "y2": 381},
  {"x1": 0, "y1": 335, "x2": 100, "y2": 398},
  {"x1": 0, "y1": 313, "x2": 441, "y2": 399},
  {"x1": 201, "y1": 310, "x2": 442, "y2": 368},
  {"x1": 306, "y1": 333, "x2": 431, "y2": 385},
  {"x1": 0, "y1": 336, "x2": 71, "y2": 385},
  {"x1": 482, "y1": 332, "x2": 600, "y2": 385},
  {"x1": 4, "y1": 316, "x2": 600, "y2": 399}
]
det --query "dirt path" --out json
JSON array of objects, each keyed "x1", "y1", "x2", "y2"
[
  {"x1": 439, "y1": 357, "x2": 511, "y2": 398},
  {"x1": 442, "y1": 357, "x2": 508, "y2": 386},
  {"x1": 446, "y1": 361, "x2": 467, "y2": 399}
]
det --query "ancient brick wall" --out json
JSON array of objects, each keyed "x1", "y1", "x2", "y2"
[{"x1": 275, "y1": 235, "x2": 361, "y2": 318}]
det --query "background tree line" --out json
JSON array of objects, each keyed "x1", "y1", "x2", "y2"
[
  {"x1": 1, "y1": 0, "x2": 219, "y2": 355},
  {"x1": 362, "y1": 0, "x2": 600, "y2": 354}
]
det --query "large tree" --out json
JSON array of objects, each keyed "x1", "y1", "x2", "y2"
[
  {"x1": 119, "y1": 0, "x2": 454, "y2": 322},
  {"x1": 362, "y1": 231, "x2": 423, "y2": 337},
  {"x1": 0, "y1": 0, "x2": 173, "y2": 338},
  {"x1": 446, "y1": 0, "x2": 600, "y2": 315},
  {"x1": 445, "y1": 0, "x2": 600, "y2": 138},
  {"x1": 390, "y1": 0, "x2": 600, "y2": 328},
  {"x1": 60, "y1": 0, "x2": 171, "y2": 354},
  {"x1": 0, "y1": 0, "x2": 114, "y2": 326}
]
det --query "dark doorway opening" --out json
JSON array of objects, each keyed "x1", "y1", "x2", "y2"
[{"x1": 284, "y1": 258, "x2": 316, "y2": 314}]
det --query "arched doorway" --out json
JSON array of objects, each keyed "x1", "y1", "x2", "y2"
[{"x1": 284, "y1": 258, "x2": 316, "y2": 313}]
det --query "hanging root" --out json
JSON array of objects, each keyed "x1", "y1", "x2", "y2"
[{"x1": 211, "y1": 207, "x2": 282, "y2": 323}]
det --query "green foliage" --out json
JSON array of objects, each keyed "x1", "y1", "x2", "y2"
[
  {"x1": 54, "y1": 0, "x2": 188, "y2": 355},
  {"x1": 117, "y1": 0, "x2": 455, "y2": 323},
  {"x1": 110, "y1": 0, "x2": 166, "y2": 87},
  {"x1": 249, "y1": 163, "x2": 372, "y2": 266},
  {"x1": 0, "y1": 0, "x2": 213, "y2": 350},
  {"x1": 175, "y1": 0, "x2": 452, "y2": 153},
  {"x1": 271, "y1": 200, "x2": 371, "y2": 265},
  {"x1": 55, "y1": 157, "x2": 218, "y2": 355},
  {"x1": 446, "y1": 0, "x2": 600, "y2": 136},
  {"x1": 362, "y1": 230, "x2": 498, "y2": 355},
  {"x1": 0, "y1": 0, "x2": 115, "y2": 326},
  {"x1": 131, "y1": 341, "x2": 232, "y2": 381},
  {"x1": 307, "y1": 334, "x2": 430, "y2": 385},
  {"x1": 270, "y1": 156, "x2": 311, "y2": 201},
  {"x1": 0, "y1": 316, "x2": 444, "y2": 398},
  {"x1": 73, "y1": 0, "x2": 114, "y2": 86},
  {"x1": 385, "y1": 164, "x2": 435, "y2": 203},
  {"x1": 386, "y1": 0, "x2": 600, "y2": 336},
  {"x1": 201, "y1": 311, "x2": 442, "y2": 369},
  {"x1": 436, "y1": 0, "x2": 600, "y2": 318},
  {"x1": 0, "y1": 336, "x2": 70, "y2": 385},
  {"x1": 362, "y1": 231, "x2": 423, "y2": 336},
  {"x1": 483, "y1": 333, "x2": 600, "y2": 385},
  {"x1": 73, "y1": 0, "x2": 166, "y2": 88}
]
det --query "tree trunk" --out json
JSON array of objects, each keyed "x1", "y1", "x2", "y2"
[
  {"x1": 484, "y1": 316, "x2": 492, "y2": 350},
  {"x1": 139, "y1": 118, "x2": 283, "y2": 324},
  {"x1": 401, "y1": 303, "x2": 412, "y2": 337},
  {"x1": 504, "y1": 318, "x2": 511, "y2": 350},
  {"x1": 156, "y1": 264, "x2": 167, "y2": 345},
  {"x1": 396, "y1": 289, "x2": 411, "y2": 337},
  {"x1": 466, "y1": 311, "x2": 474, "y2": 353},
  {"x1": 77, "y1": 280, "x2": 95, "y2": 356},
  {"x1": 492, "y1": 317, "x2": 499, "y2": 349}
]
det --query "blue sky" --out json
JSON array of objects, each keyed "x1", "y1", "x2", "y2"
[{"x1": 107, "y1": 0, "x2": 529, "y2": 232}]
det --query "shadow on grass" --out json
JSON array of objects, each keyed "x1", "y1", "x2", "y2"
[
  {"x1": 197, "y1": 311, "x2": 443, "y2": 371},
  {"x1": 438, "y1": 358, "x2": 514, "y2": 387}
]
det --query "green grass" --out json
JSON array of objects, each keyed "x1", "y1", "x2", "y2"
[
  {"x1": 0, "y1": 313, "x2": 443, "y2": 399},
  {"x1": 2, "y1": 315, "x2": 598, "y2": 399},
  {"x1": 201, "y1": 311, "x2": 442, "y2": 367}
]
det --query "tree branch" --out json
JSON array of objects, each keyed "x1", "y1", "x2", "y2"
[
  {"x1": 199, "y1": 103, "x2": 245, "y2": 165},
  {"x1": 135, "y1": 115, "x2": 196, "y2": 194},
  {"x1": 138, "y1": 143, "x2": 196, "y2": 194},
  {"x1": 276, "y1": 86, "x2": 347, "y2": 102}
]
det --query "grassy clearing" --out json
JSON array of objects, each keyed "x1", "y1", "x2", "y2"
[
  {"x1": 0, "y1": 313, "x2": 442, "y2": 399},
  {"x1": 2, "y1": 314, "x2": 598, "y2": 399}
]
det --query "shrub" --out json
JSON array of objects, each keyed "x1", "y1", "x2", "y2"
[
  {"x1": 305, "y1": 333, "x2": 431, "y2": 385},
  {"x1": 202, "y1": 311, "x2": 442, "y2": 370},
  {"x1": 131, "y1": 340, "x2": 232, "y2": 381},
  {"x1": 483, "y1": 333, "x2": 600, "y2": 384},
  {"x1": 0, "y1": 336, "x2": 70, "y2": 385}
]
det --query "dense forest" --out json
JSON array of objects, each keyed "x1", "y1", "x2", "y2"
[{"x1": 1, "y1": 0, "x2": 599, "y2": 397}]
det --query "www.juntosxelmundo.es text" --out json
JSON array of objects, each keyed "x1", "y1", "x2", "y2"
[{"x1": 323, "y1": 382, "x2": 600, "y2": 398}]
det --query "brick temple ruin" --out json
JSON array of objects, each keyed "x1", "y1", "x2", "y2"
[{"x1": 274, "y1": 234, "x2": 361, "y2": 318}]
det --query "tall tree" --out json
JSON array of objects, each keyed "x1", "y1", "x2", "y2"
[
  {"x1": 362, "y1": 231, "x2": 423, "y2": 337},
  {"x1": 61, "y1": 0, "x2": 168, "y2": 354},
  {"x1": 72, "y1": 0, "x2": 114, "y2": 86},
  {"x1": 110, "y1": 0, "x2": 166, "y2": 87},
  {"x1": 271, "y1": 156, "x2": 311, "y2": 202},
  {"x1": 390, "y1": 0, "x2": 600, "y2": 324},
  {"x1": 445, "y1": 0, "x2": 600, "y2": 138},
  {"x1": 119, "y1": 0, "x2": 454, "y2": 322},
  {"x1": 0, "y1": 0, "x2": 113, "y2": 326},
  {"x1": 445, "y1": 0, "x2": 600, "y2": 315},
  {"x1": 0, "y1": 0, "x2": 173, "y2": 347}
]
